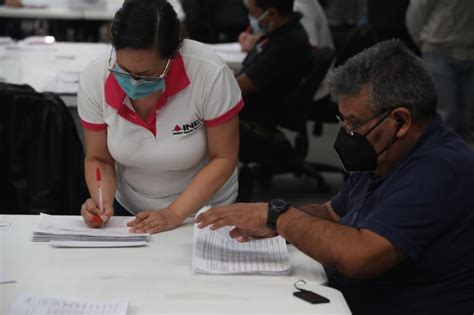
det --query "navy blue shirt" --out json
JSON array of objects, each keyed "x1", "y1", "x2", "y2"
[{"x1": 330, "y1": 115, "x2": 474, "y2": 315}]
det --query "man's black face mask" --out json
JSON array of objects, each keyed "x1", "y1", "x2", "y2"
[{"x1": 334, "y1": 111, "x2": 400, "y2": 173}]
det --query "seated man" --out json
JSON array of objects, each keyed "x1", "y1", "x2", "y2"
[
  {"x1": 196, "y1": 40, "x2": 474, "y2": 314},
  {"x1": 240, "y1": 0, "x2": 334, "y2": 51},
  {"x1": 237, "y1": 0, "x2": 313, "y2": 163}
]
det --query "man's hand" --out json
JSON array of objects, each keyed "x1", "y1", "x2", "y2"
[
  {"x1": 81, "y1": 198, "x2": 113, "y2": 228},
  {"x1": 127, "y1": 208, "x2": 184, "y2": 234},
  {"x1": 228, "y1": 227, "x2": 277, "y2": 242},
  {"x1": 238, "y1": 31, "x2": 260, "y2": 52},
  {"x1": 194, "y1": 203, "x2": 276, "y2": 241}
]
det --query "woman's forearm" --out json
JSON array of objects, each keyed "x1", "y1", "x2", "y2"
[{"x1": 168, "y1": 156, "x2": 237, "y2": 219}]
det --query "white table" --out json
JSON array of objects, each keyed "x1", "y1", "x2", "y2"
[
  {"x1": 0, "y1": 0, "x2": 185, "y2": 21},
  {"x1": 81, "y1": 0, "x2": 185, "y2": 21},
  {"x1": 0, "y1": 6, "x2": 82, "y2": 19},
  {"x1": 0, "y1": 41, "x2": 110, "y2": 106},
  {"x1": 0, "y1": 215, "x2": 351, "y2": 314}
]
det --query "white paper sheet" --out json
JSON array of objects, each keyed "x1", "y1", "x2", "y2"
[
  {"x1": 0, "y1": 272, "x2": 15, "y2": 284},
  {"x1": 192, "y1": 207, "x2": 291, "y2": 275},
  {"x1": 0, "y1": 221, "x2": 12, "y2": 230},
  {"x1": 50, "y1": 241, "x2": 147, "y2": 248},
  {"x1": 33, "y1": 213, "x2": 150, "y2": 243},
  {"x1": 207, "y1": 42, "x2": 246, "y2": 72},
  {"x1": 9, "y1": 294, "x2": 128, "y2": 315}
]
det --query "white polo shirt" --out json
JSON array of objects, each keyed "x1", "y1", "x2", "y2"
[{"x1": 78, "y1": 39, "x2": 243, "y2": 214}]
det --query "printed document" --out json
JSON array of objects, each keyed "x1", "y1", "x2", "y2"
[
  {"x1": 192, "y1": 217, "x2": 291, "y2": 275},
  {"x1": 9, "y1": 294, "x2": 128, "y2": 315}
]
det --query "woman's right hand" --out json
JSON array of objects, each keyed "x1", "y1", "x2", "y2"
[{"x1": 81, "y1": 198, "x2": 113, "y2": 228}]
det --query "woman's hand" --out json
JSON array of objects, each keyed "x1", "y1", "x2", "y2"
[
  {"x1": 127, "y1": 208, "x2": 184, "y2": 234},
  {"x1": 81, "y1": 198, "x2": 113, "y2": 228}
]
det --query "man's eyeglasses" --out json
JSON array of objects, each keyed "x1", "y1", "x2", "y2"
[
  {"x1": 336, "y1": 110, "x2": 392, "y2": 136},
  {"x1": 107, "y1": 49, "x2": 171, "y2": 82}
]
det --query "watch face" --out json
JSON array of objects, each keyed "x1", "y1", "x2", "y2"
[{"x1": 270, "y1": 199, "x2": 289, "y2": 212}]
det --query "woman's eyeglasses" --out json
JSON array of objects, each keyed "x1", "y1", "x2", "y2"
[{"x1": 107, "y1": 49, "x2": 171, "y2": 82}]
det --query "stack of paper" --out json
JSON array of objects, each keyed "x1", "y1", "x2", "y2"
[
  {"x1": 46, "y1": 44, "x2": 109, "y2": 94},
  {"x1": 32, "y1": 213, "x2": 149, "y2": 247},
  {"x1": 9, "y1": 294, "x2": 128, "y2": 315},
  {"x1": 207, "y1": 42, "x2": 246, "y2": 72},
  {"x1": 45, "y1": 55, "x2": 85, "y2": 94},
  {"x1": 192, "y1": 222, "x2": 291, "y2": 275}
]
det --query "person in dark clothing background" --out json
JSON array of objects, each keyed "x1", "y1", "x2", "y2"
[{"x1": 236, "y1": 0, "x2": 313, "y2": 163}]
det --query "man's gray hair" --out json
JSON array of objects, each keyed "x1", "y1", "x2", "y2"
[{"x1": 327, "y1": 40, "x2": 437, "y2": 121}]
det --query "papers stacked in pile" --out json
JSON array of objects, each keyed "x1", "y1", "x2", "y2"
[
  {"x1": 45, "y1": 55, "x2": 89, "y2": 94},
  {"x1": 192, "y1": 208, "x2": 291, "y2": 275},
  {"x1": 32, "y1": 213, "x2": 150, "y2": 247},
  {"x1": 45, "y1": 43, "x2": 109, "y2": 94},
  {"x1": 207, "y1": 42, "x2": 246, "y2": 73}
]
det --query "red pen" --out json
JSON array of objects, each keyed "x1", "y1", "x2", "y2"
[{"x1": 94, "y1": 167, "x2": 104, "y2": 226}]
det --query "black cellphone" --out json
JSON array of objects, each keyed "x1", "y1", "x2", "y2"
[{"x1": 293, "y1": 290, "x2": 330, "y2": 304}]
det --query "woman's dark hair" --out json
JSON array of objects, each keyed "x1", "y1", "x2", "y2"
[{"x1": 111, "y1": 0, "x2": 185, "y2": 58}]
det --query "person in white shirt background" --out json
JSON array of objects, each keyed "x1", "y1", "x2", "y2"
[{"x1": 78, "y1": 0, "x2": 243, "y2": 234}]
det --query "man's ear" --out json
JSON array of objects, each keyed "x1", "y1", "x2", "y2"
[{"x1": 392, "y1": 107, "x2": 411, "y2": 138}]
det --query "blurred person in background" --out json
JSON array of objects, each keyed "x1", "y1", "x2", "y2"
[
  {"x1": 236, "y1": 0, "x2": 313, "y2": 138},
  {"x1": 407, "y1": 0, "x2": 474, "y2": 141},
  {"x1": 235, "y1": 0, "x2": 313, "y2": 176},
  {"x1": 239, "y1": 0, "x2": 333, "y2": 52},
  {"x1": 322, "y1": 0, "x2": 365, "y2": 52}
]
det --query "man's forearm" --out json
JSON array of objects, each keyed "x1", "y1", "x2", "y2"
[
  {"x1": 277, "y1": 208, "x2": 362, "y2": 276},
  {"x1": 297, "y1": 203, "x2": 334, "y2": 221}
]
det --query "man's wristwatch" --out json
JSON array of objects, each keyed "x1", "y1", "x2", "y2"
[{"x1": 266, "y1": 199, "x2": 290, "y2": 230}]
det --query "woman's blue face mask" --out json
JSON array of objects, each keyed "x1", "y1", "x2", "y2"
[
  {"x1": 112, "y1": 64, "x2": 165, "y2": 100},
  {"x1": 108, "y1": 52, "x2": 171, "y2": 100}
]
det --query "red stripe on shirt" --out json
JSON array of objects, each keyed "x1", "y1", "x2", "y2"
[
  {"x1": 80, "y1": 119, "x2": 108, "y2": 131},
  {"x1": 204, "y1": 99, "x2": 244, "y2": 127}
]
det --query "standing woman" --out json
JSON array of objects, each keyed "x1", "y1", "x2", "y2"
[{"x1": 78, "y1": 0, "x2": 243, "y2": 234}]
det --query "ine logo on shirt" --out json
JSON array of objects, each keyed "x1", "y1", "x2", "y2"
[{"x1": 172, "y1": 119, "x2": 203, "y2": 135}]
